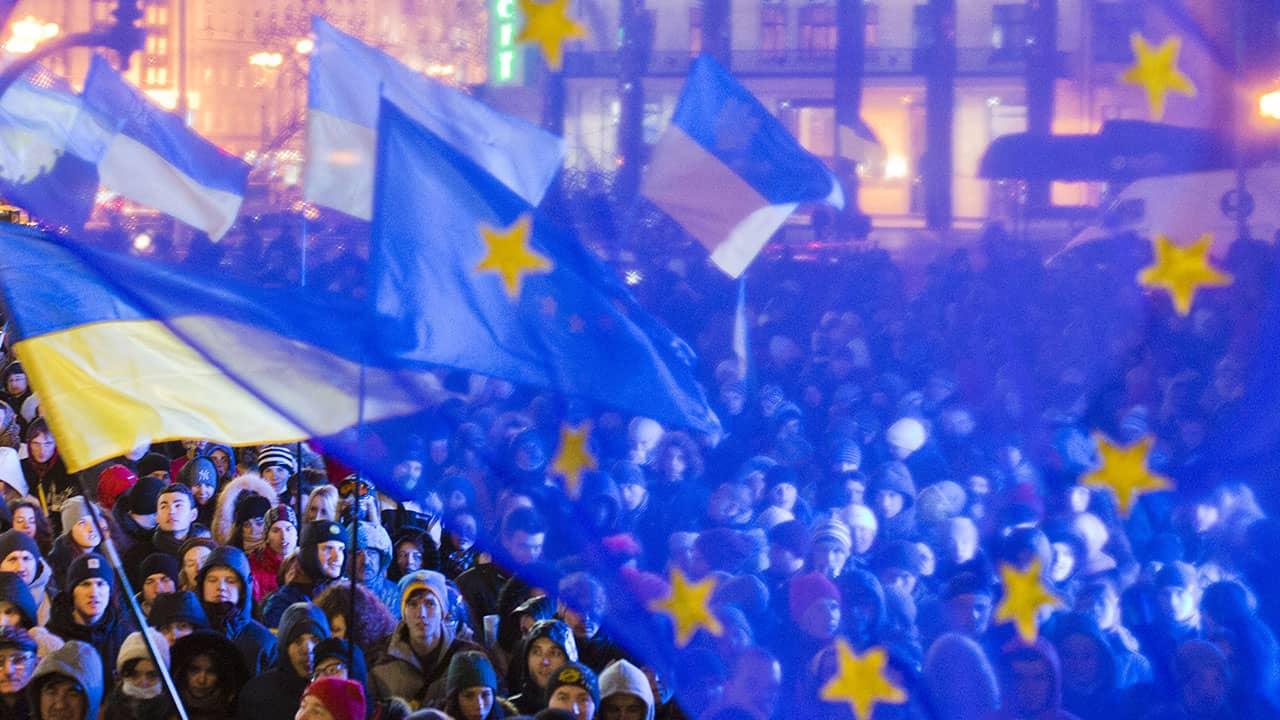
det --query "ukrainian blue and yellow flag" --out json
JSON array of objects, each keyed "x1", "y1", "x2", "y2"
[{"x1": 0, "y1": 225, "x2": 440, "y2": 472}]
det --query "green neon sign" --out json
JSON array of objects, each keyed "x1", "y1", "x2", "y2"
[{"x1": 490, "y1": 0, "x2": 523, "y2": 84}]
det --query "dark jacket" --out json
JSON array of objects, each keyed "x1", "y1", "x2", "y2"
[
  {"x1": 236, "y1": 662, "x2": 310, "y2": 720},
  {"x1": 25, "y1": 640, "x2": 104, "y2": 720},
  {"x1": 45, "y1": 592, "x2": 135, "y2": 692},
  {"x1": 196, "y1": 546, "x2": 278, "y2": 674}
]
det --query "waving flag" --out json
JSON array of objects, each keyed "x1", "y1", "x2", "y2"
[
  {"x1": 305, "y1": 16, "x2": 563, "y2": 219},
  {"x1": 81, "y1": 55, "x2": 249, "y2": 239},
  {"x1": 641, "y1": 55, "x2": 844, "y2": 278},
  {"x1": 370, "y1": 97, "x2": 720, "y2": 438}
]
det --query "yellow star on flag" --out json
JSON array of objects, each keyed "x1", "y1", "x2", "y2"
[
  {"x1": 648, "y1": 569, "x2": 722, "y2": 648},
  {"x1": 1121, "y1": 33, "x2": 1196, "y2": 120},
  {"x1": 995, "y1": 559, "x2": 1062, "y2": 644},
  {"x1": 1137, "y1": 234, "x2": 1233, "y2": 316},
  {"x1": 818, "y1": 640, "x2": 907, "y2": 720},
  {"x1": 1081, "y1": 433, "x2": 1174, "y2": 516},
  {"x1": 551, "y1": 422, "x2": 596, "y2": 499},
  {"x1": 516, "y1": 0, "x2": 588, "y2": 71},
  {"x1": 475, "y1": 213, "x2": 552, "y2": 299}
]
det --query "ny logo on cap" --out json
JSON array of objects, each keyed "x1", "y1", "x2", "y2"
[{"x1": 88, "y1": 558, "x2": 100, "y2": 569}]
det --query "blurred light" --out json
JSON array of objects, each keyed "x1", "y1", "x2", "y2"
[
  {"x1": 425, "y1": 63, "x2": 456, "y2": 77},
  {"x1": 290, "y1": 201, "x2": 321, "y2": 221},
  {"x1": 624, "y1": 269, "x2": 643, "y2": 285},
  {"x1": 132, "y1": 232, "x2": 153, "y2": 252},
  {"x1": 1260, "y1": 89, "x2": 1280, "y2": 120},
  {"x1": 6, "y1": 16, "x2": 59, "y2": 54},
  {"x1": 986, "y1": 96, "x2": 1001, "y2": 107},
  {"x1": 249, "y1": 51, "x2": 283, "y2": 68},
  {"x1": 295, "y1": 37, "x2": 314, "y2": 55},
  {"x1": 885, "y1": 155, "x2": 909, "y2": 179}
]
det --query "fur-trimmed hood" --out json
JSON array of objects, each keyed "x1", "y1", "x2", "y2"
[{"x1": 211, "y1": 472, "x2": 278, "y2": 548}]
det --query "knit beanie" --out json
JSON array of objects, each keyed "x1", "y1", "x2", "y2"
[
  {"x1": 264, "y1": 504, "x2": 297, "y2": 530},
  {"x1": 0, "y1": 446, "x2": 26, "y2": 496},
  {"x1": 0, "y1": 570, "x2": 37, "y2": 627},
  {"x1": 233, "y1": 493, "x2": 272, "y2": 526},
  {"x1": 257, "y1": 445, "x2": 297, "y2": 475},
  {"x1": 140, "y1": 553, "x2": 180, "y2": 584},
  {"x1": 446, "y1": 650, "x2": 499, "y2": 698},
  {"x1": 829, "y1": 440, "x2": 863, "y2": 471},
  {"x1": 915, "y1": 480, "x2": 967, "y2": 525},
  {"x1": 546, "y1": 661, "x2": 600, "y2": 707},
  {"x1": 398, "y1": 570, "x2": 448, "y2": 618},
  {"x1": 147, "y1": 591, "x2": 209, "y2": 630},
  {"x1": 0, "y1": 528, "x2": 39, "y2": 564},
  {"x1": 812, "y1": 520, "x2": 853, "y2": 554},
  {"x1": 313, "y1": 638, "x2": 367, "y2": 682},
  {"x1": 789, "y1": 571, "x2": 841, "y2": 622},
  {"x1": 302, "y1": 677, "x2": 366, "y2": 720},
  {"x1": 67, "y1": 553, "x2": 113, "y2": 592},
  {"x1": 116, "y1": 628, "x2": 169, "y2": 673},
  {"x1": 769, "y1": 519, "x2": 813, "y2": 558},
  {"x1": 127, "y1": 476, "x2": 167, "y2": 516},
  {"x1": 350, "y1": 521, "x2": 393, "y2": 567},
  {"x1": 137, "y1": 453, "x2": 171, "y2": 479},
  {"x1": 279, "y1": 602, "x2": 330, "y2": 648},
  {"x1": 96, "y1": 465, "x2": 136, "y2": 511},
  {"x1": 59, "y1": 497, "x2": 95, "y2": 539},
  {"x1": 885, "y1": 417, "x2": 927, "y2": 453},
  {"x1": 301, "y1": 520, "x2": 346, "y2": 549},
  {"x1": 178, "y1": 456, "x2": 217, "y2": 489}
]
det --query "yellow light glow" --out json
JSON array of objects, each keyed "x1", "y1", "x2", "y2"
[
  {"x1": 1260, "y1": 89, "x2": 1280, "y2": 120},
  {"x1": 132, "y1": 233, "x2": 153, "y2": 252},
  {"x1": 248, "y1": 51, "x2": 283, "y2": 68},
  {"x1": 5, "y1": 16, "x2": 59, "y2": 54},
  {"x1": 884, "y1": 156, "x2": 909, "y2": 179},
  {"x1": 295, "y1": 37, "x2": 314, "y2": 55}
]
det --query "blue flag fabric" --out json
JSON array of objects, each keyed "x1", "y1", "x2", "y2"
[
  {"x1": 82, "y1": 55, "x2": 249, "y2": 239},
  {"x1": 0, "y1": 67, "x2": 101, "y2": 232},
  {"x1": 641, "y1": 55, "x2": 844, "y2": 278},
  {"x1": 370, "y1": 97, "x2": 720, "y2": 438}
]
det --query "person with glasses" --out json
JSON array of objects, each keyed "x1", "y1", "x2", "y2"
[
  {"x1": 0, "y1": 626, "x2": 38, "y2": 719},
  {"x1": 100, "y1": 628, "x2": 174, "y2": 720}
]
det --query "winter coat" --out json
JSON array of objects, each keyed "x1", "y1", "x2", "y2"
[
  {"x1": 1048, "y1": 613, "x2": 1126, "y2": 720},
  {"x1": 210, "y1": 473, "x2": 278, "y2": 549},
  {"x1": 99, "y1": 684, "x2": 176, "y2": 720},
  {"x1": 25, "y1": 639, "x2": 103, "y2": 720},
  {"x1": 44, "y1": 592, "x2": 135, "y2": 692},
  {"x1": 21, "y1": 453, "x2": 74, "y2": 533},
  {"x1": 27, "y1": 557, "x2": 55, "y2": 627},
  {"x1": 47, "y1": 534, "x2": 95, "y2": 595},
  {"x1": 236, "y1": 663, "x2": 310, "y2": 720},
  {"x1": 986, "y1": 637, "x2": 1082, "y2": 720},
  {"x1": 248, "y1": 546, "x2": 285, "y2": 604},
  {"x1": 369, "y1": 620, "x2": 484, "y2": 708},
  {"x1": 196, "y1": 546, "x2": 278, "y2": 675},
  {"x1": 600, "y1": 659, "x2": 655, "y2": 720}
]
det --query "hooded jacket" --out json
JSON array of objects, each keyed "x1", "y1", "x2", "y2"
[
  {"x1": 210, "y1": 473, "x2": 278, "y2": 549},
  {"x1": 44, "y1": 589, "x2": 135, "y2": 693},
  {"x1": 507, "y1": 619, "x2": 579, "y2": 716},
  {"x1": 868, "y1": 461, "x2": 918, "y2": 542},
  {"x1": 1047, "y1": 613, "x2": 1123, "y2": 720},
  {"x1": 988, "y1": 638, "x2": 1080, "y2": 720},
  {"x1": 600, "y1": 659, "x2": 655, "y2": 720},
  {"x1": 170, "y1": 630, "x2": 250, "y2": 720},
  {"x1": 26, "y1": 639, "x2": 103, "y2": 720},
  {"x1": 237, "y1": 603, "x2": 329, "y2": 720},
  {"x1": 195, "y1": 546, "x2": 278, "y2": 674}
]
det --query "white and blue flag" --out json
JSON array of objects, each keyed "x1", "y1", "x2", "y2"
[
  {"x1": 305, "y1": 16, "x2": 564, "y2": 220},
  {"x1": 82, "y1": 55, "x2": 249, "y2": 240},
  {"x1": 641, "y1": 56, "x2": 844, "y2": 278}
]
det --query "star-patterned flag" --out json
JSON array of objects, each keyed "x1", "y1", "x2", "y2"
[{"x1": 369, "y1": 97, "x2": 720, "y2": 438}]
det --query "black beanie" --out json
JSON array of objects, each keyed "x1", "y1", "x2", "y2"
[
  {"x1": 67, "y1": 553, "x2": 114, "y2": 592},
  {"x1": 545, "y1": 661, "x2": 600, "y2": 707},
  {"x1": 0, "y1": 571, "x2": 37, "y2": 628},
  {"x1": 301, "y1": 520, "x2": 346, "y2": 549},
  {"x1": 141, "y1": 553, "x2": 180, "y2": 583},
  {"x1": 128, "y1": 476, "x2": 167, "y2": 515},
  {"x1": 0, "y1": 529, "x2": 39, "y2": 563},
  {"x1": 446, "y1": 651, "x2": 499, "y2": 698},
  {"x1": 233, "y1": 493, "x2": 272, "y2": 526},
  {"x1": 147, "y1": 591, "x2": 210, "y2": 630},
  {"x1": 137, "y1": 453, "x2": 171, "y2": 479}
]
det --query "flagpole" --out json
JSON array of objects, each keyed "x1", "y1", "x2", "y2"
[
  {"x1": 733, "y1": 275, "x2": 752, "y2": 391},
  {"x1": 346, "y1": 357, "x2": 366, "y2": 671},
  {"x1": 300, "y1": 214, "x2": 308, "y2": 288}
]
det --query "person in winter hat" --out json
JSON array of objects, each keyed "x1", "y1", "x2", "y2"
[
  {"x1": 177, "y1": 456, "x2": 218, "y2": 528},
  {"x1": 348, "y1": 520, "x2": 401, "y2": 619},
  {"x1": 170, "y1": 629, "x2": 249, "y2": 720},
  {"x1": 256, "y1": 445, "x2": 297, "y2": 498},
  {"x1": 0, "y1": 626, "x2": 38, "y2": 718},
  {"x1": 210, "y1": 471, "x2": 278, "y2": 551},
  {"x1": 867, "y1": 461, "x2": 917, "y2": 542},
  {"x1": 0, "y1": 446, "x2": 26, "y2": 502},
  {"x1": 146, "y1": 590, "x2": 209, "y2": 645},
  {"x1": 134, "y1": 553, "x2": 178, "y2": 617},
  {"x1": 545, "y1": 661, "x2": 599, "y2": 720},
  {"x1": 369, "y1": 569, "x2": 484, "y2": 707},
  {"x1": 195, "y1": 545, "x2": 278, "y2": 675},
  {"x1": 920, "y1": 633, "x2": 999, "y2": 720},
  {"x1": 508, "y1": 619, "x2": 579, "y2": 716},
  {"x1": 442, "y1": 650, "x2": 514, "y2": 720},
  {"x1": 250, "y1": 504, "x2": 298, "y2": 603},
  {"x1": 599, "y1": 659, "x2": 654, "y2": 720},
  {"x1": 239, "y1": 602, "x2": 330, "y2": 720},
  {"x1": 0, "y1": 528, "x2": 56, "y2": 627},
  {"x1": 99, "y1": 627, "x2": 174, "y2": 720},
  {"x1": 45, "y1": 553, "x2": 133, "y2": 692},
  {"x1": 296, "y1": 677, "x2": 366, "y2": 720},
  {"x1": 1046, "y1": 612, "x2": 1124, "y2": 720},
  {"x1": 808, "y1": 520, "x2": 853, "y2": 579},
  {"x1": 988, "y1": 637, "x2": 1077, "y2": 720},
  {"x1": 262, "y1": 519, "x2": 346, "y2": 628},
  {"x1": 46, "y1": 497, "x2": 101, "y2": 593},
  {"x1": 0, "y1": 571, "x2": 63, "y2": 659},
  {"x1": 25, "y1": 639, "x2": 103, "y2": 720}
]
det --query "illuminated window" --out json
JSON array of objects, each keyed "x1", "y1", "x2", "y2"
[
  {"x1": 991, "y1": 3, "x2": 1028, "y2": 59},
  {"x1": 760, "y1": 3, "x2": 785, "y2": 59},
  {"x1": 865, "y1": 3, "x2": 879, "y2": 47},
  {"x1": 799, "y1": 3, "x2": 835, "y2": 55}
]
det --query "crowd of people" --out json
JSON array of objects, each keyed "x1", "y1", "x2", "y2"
[{"x1": 0, "y1": 224, "x2": 1279, "y2": 720}]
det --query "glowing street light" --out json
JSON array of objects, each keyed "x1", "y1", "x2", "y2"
[
  {"x1": 295, "y1": 37, "x2": 314, "y2": 55},
  {"x1": 5, "y1": 16, "x2": 59, "y2": 55},
  {"x1": 248, "y1": 51, "x2": 283, "y2": 68},
  {"x1": 1260, "y1": 89, "x2": 1280, "y2": 120}
]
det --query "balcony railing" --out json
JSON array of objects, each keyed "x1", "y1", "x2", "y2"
[{"x1": 562, "y1": 47, "x2": 1069, "y2": 79}]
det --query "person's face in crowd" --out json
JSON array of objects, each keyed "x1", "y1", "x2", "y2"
[
  {"x1": 844, "y1": 478, "x2": 866, "y2": 506},
  {"x1": 183, "y1": 653, "x2": 219, "y2": 700},
  {"x1": 268, "y1": 521, "x2": 298, "y2": 557},
  {"x1": 328, "y1": 613, "x2": 347, "y2": 640},
  {"x1": 1, "y1": 550, "x2": 36, "y2": 584},
  {"x1": 600, "y1": 692, "x2": 647, "y2": 720},
  {"x1": 261, "y1": 465, "x2": 291, "y2": 493},
  {"x1": 395, "y1": 542, "x2": 423, "y2": 574},
  {"x1": 559, "y1": 603, "x2": 600, "y2": 641},
  {"x1": 768, "y1": 545, "x2": 802, "y2": 574},
  {"x1": 295, "y1": 694, "x2": 336, "y2": 720},
  {"x1": 874, "y1": 489, "x2": 905, "y2": 519},
  {"x1": 5, "y1": 371, "x2": 27, "y2": 397},
  {"x1": 1079, "y1": 586, "x2": 1120, "y2": 631},
  {"x1": 659, "y1": 447, "x2": 687, "y2": 482},
  {"x1": 157, "y1": 493, "x2": 196, "y2": 535},
  {"x1": 28, "y1": 432, "x2": 55, "y2": 464},
  {"x1": 312, "y1": 657, "x2": 348, "y2": 681},
  {"x1": 0, "y1": 645, "x2": 35, "y2": 695},
  {"x1": 160, "y1": 621, "x2": 195, "y2": 646},
  {"x1": 242, "y1": 517, "x2": 267, "y2": 546},
  {"x1": 316, "y1": 541, "x2": 345, "y2": 580},
  {"x1": 720, "y1": 387, "x2": 746, "y2": 416},
  {"x1": 767, "y1": 482, "x2": 797, "y2": 511},
  {"x1": 724, "y1": 655, "x2": 781, "y2": 720},
  {"x1": 1058, "y1": 633, "x2": 1103, "y2": 694},
  {"x1": 69, "y1": 516, "x2": 100, "y2": 550},
  {"x1": 38, "y1": 677, "x2": 86, "y2": 720},
  {"x1": 1009, "y1": 657, "x2": 1054, "y2": 716},
  {"x1": 458, "y1": 685, "x2": 495, "y2": 720},
  {"x1": 72, "y1": 578, "x2": 110, "y2": 625},
  {"x1": 142, "y1": 572, "x2": 175, "y2": 604},
  {"x1": 191, "y1": 480, "x2": 215, "y2": 506},
  {"x1": 549, "y1": 684, "x2": 596, "y2": 720},
  {"x1": 405, "y1": 589, "x2": 444, "y2": 650},
  {"x1": 203, "y1": 567, "x2": 242, "y2": 605},
  {"x1": 393, "y1": 459, "x2": 423, "y2": 490},
  {"x1": 503, "y1": 530, "x2": 544, "y2": 566},
  {"x1": 353, "y1": 548, "x2": 381, "y2": 583},
  {"x1": 915, "y1": 542, "x2": 936, "y2": 576},
  {"x1": 1182, "y1": 660, "x2": 1229, "y2": 715},
  {"x1": 183, "y1": 546, "x2": 212, "y2": 586},
  {"x1": 1068, "y1": 486, "x2": 1091, "y2": 514},
  {"x1": 445, "y1": 489, "x2": 469, "y2": 513},
  {"x1": 1160, "y1": 585, "x2": 1197, "y2": 624},
  {"x1": 811, "y1": 539, "x2": 849, "y2": 579},
  {"x1": 11, "y1": 507, "x2": 37, "y2": 539},
  {"x1": 429, "y1": 439, "x2": 450, "y2": 466},
  {"x1": 618, "y1": 482, "x2": 647, "y2": 513},
  {"x1": 707, "y1": 485, "x2": 748, "y2": 526},
  {"x1": 880, "y1": 567, "x2": 916, "y2": 596},
  {"x1": 947, "y1": 592, "x2": 993, "y2": 637},
  {"x1": 1192, "y1": 502, "x2": 1219, "y2": 534},
  {"x1": 305, "y1": 495, "x2": 332, "y2": 523},
  {"x1": 449, "y1": 513, "x2": 478, "y2": 552},
  {"x1": 124, "y1": 659, "x2": 160, "y2": 692},
  {"x1": 0, "y1": 600, "x2": 24, "y2": 629},
  {"x1": 667, "y1": 534, "x2": 696, "y2": 575},
  {"x1": 287, "y1": 633, "x2": 319, "y2": 678},
  {"x1": 528, "y1": 637, "x2": 567, "y2": 689},
  {"x1": 799, "y1": 597, "x2": 841, "y2": 640},
  {"x1": 209, "y1": 449, "x2": 231, "y2": 478},
  {"x1": 1050, "y1": 542, "x2": 1077, "y2": 583}
]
